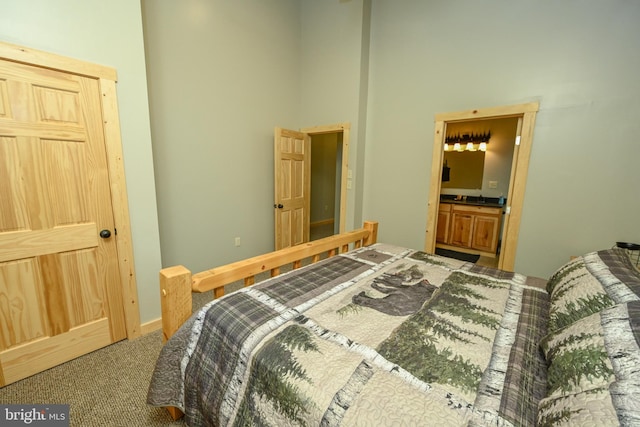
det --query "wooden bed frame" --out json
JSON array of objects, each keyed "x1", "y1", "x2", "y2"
[{"x1": 158, "y1": 221, "x2": 378, "y2": 420}]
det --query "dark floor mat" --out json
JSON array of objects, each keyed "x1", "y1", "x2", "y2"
[{"x1": 435, "y1": 248, "x2": 480, "y2": 263}]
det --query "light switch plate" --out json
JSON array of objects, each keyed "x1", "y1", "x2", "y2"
[{"x1": 489, "y1": 180, "x2": 498, "y2": 189}]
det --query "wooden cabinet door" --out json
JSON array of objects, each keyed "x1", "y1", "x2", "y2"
[
  {"x1": 436, "y1": 207, "x2": 451, "y2": 244},
  {"x1": 472, "y1": 215, "x2": 500, "y2": 253},
  {"x1": 450, "y1": 213, "x2": 473, "y2": 248},
  {"x1": 0, "y1": 59, "x2": 125, "y2": 385},
  {"x1": 274, "y1": 127, "x2": 310, "y2": 250}
]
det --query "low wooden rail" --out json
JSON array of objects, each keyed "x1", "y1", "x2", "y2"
[{"x1": 160, "y1": 220, "x2": 378, "y2": 343}]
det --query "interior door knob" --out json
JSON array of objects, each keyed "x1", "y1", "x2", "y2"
[
  {"x1": 99, "y1": 229, "x2": 112, "y2": 239},
  {"x1": 273, "y1": 204, "x2": 284, "y2": 209}
]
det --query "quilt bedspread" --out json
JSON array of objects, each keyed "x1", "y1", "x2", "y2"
[{"x1": 147, "y1": 244, "x2": 549, "y2": 426}]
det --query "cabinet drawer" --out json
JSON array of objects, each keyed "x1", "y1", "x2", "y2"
[
  {"x1": 439, "y1": 202, "x2": 452, "y2": 213},
  {"x1": 452, "y1": 204, "x2": 502, "y2": 216}
]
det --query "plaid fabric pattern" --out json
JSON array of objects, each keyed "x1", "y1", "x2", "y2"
[
  {"x1": 259, "y1": 256, "x2": 367, "y2": 305},
  {"x1": 182, "y1": 257, "x2": 374, "y2": 426},
  {"x1": 469, "y1": 264, "x2": 516, "y2": 280},
  {"x1": 183, "y1": 293, "x2": 278, "y2": 427},
  {"x1": 499, "y1": 288, "x2": 549, "y2": 426}
]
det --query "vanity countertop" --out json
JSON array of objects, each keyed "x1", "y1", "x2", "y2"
[{"x1": 439, "y1": 197, "x2": 504, "y2": 209}]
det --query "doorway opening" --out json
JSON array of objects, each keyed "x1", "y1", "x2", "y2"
[
  {"x1": 310, "y1": 132, "x2": 343, "y2": 241},
  {"x1": 302, "y1": 123, "x2": 350, "y2": 241},
  {"x1": 424, "y1": 103, "x2": 539, "y2": 271}
]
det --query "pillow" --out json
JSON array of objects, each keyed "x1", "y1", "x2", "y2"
[
  {"x1": 546, "y1": 248, "x2": 640, "y2": 334},
  {"x1": 537, "y1": 301, "x2": 640, "y2": 426}
]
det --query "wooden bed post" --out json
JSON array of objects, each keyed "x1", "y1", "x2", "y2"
[
  {"x1": 159, "y1": 265, "x2": 192, "y2": 421},
  {"x1": 159, "y1": 265, "x2": 193, "y2": 343},
  {"x1": 363, "y1": 221, "x2": 378, "y2": 246}
]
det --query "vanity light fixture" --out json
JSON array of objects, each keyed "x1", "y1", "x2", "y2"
[{"x1": 443, "y1": 131, "x2": 491, "y2": 152}]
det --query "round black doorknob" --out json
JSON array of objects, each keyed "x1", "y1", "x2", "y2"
[{"x1": 99, "y1": 229, "x2": 112, "y2": 239}]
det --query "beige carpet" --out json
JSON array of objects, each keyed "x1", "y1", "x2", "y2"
[
  {"x1": 0, "y1": 291, "x2": 221, "y2": 427},
  {"x1": 0, "y1": 330, "x2": 183, "y2": 426}
]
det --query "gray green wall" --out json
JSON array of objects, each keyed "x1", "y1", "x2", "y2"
[
  {"x1": 142, "y1": 0, "x2": 302, "y2": 275},
  {"x1": 299, "y1": 0, "x2": 371, "y2": 230},
  {"x1": 142, "y1": 0, "x2": 370, "y2": 276},
  {"x1": 364, "y1": 0, "x2": 640, "y2": 278}
]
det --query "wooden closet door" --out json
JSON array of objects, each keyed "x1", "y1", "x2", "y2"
[
  {"x1": 274, "y1": 127, "x2": 310, "y2": 250},
  {"x1": 0, "y1": 59, "x2": 125, "y2": 385}
]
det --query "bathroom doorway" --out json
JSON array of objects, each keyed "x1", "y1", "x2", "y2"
[{"x1": 425, "y1": 102, "x2": 539, "y2": 271}]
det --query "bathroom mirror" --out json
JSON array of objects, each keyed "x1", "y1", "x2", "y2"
[{"x1": 441, "y1": 150, "x2": 485, "y2": 189}]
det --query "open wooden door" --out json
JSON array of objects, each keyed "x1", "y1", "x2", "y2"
[
  {"x1": 274, "y1": 127, "x2": 311, "y2": 250},
  {"x1": 0, "y1": 50, "x2": 132, "y2": 385}
]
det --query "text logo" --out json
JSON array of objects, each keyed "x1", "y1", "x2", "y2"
[{"x1": 1, "y1": 405, "x2": 69, "y2": 426}]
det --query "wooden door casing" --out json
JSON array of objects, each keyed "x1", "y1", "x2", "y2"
[
  {"x1": 0, "y1": 57, "x2": 126, "y2": 386},
  {"x1": 274, "y1": 127, "x2": 311, "y2": 250}
]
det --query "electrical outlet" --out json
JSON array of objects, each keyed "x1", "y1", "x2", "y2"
[
  {"x1": 235, "y1": 237, "x2": 241, "y2": 247},
  {"x1": 489, "y1": 180, "x2": 498, "y2": 189}
]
